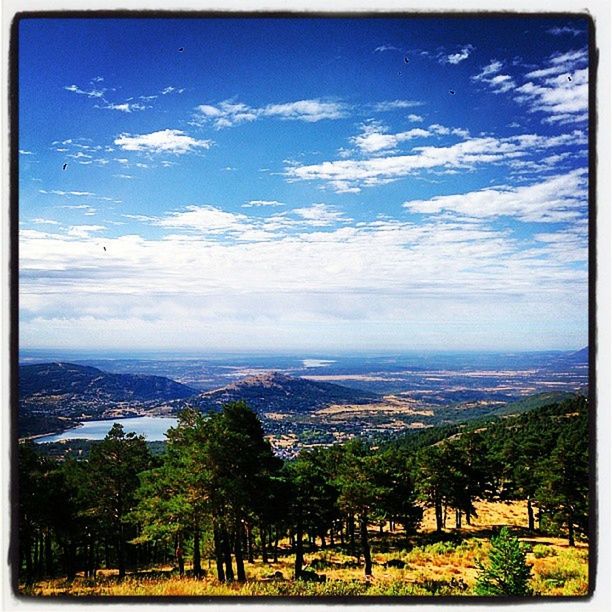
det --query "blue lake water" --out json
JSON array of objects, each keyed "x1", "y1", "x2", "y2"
[{"x1": 35, "y1": 416, "x2": 178, "y2": 443}]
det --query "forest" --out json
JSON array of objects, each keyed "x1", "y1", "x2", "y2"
[{"x1": 16, "y1": 395, "x2": 590, "y2": 597}]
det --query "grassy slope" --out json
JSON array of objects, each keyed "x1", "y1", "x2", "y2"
[{"x1": 22, "y1": 500, "x2": 588, "y2": 598}]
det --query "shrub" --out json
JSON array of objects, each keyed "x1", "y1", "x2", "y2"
[
  {"x1": 474, "y1": 528, "x2": 532, "y2": 596},
  {"x1": 532, "y1": 544, "x2": 557, "y2": 559}
]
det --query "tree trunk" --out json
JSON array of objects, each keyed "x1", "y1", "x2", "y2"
[
  {"x1": 175, "y1": 532, "x2": 185, "y2": 577},
  {"x1": 568, "y1": 515, "x2": 575, "y2": 547},
  {"x1": 294, "y1": 518, "x2": 304, "y2": 579},
  {"x1": 435, "y1": 499, "x2": 443, "y2": 533},
  {"x1": 455, "y1": 509, "x2": 462, "y2": 529},
  {"x1": 193, "y1": 525, "x2": 202, "y2": 578},
  {"x1": 213, "y1": 525, "x2": 225, "y2": 582},
  {"x1": 527, "y1": 498, "x2": 535, "y2": 532},
  {"x1": 246, "y1": 523, "x2": 254, "y2": 563},
  {"x1": 537, "y1": 507, "x2": 543, "y2": 531},
  {"x1": 359, "y1": 514, "x2": 372, "y2": 577},
  {"x1": 260, "y1": 524, "x2": 268, "y2": 563},
  {"x1": 118, "y1": 524, "x2": 126, "y2": 579},
  {"x1": 45, "y1": 533, "x2": 53, "y2": 577},
  {"x1": 348, "y1": 515, "x2": 356, "y2": 557},
  {"x1": 67, "y1": 541, "x2": 76, "y2": 581},
  {"x1": 273, "y1": 529, "x2": 279, "y2": 563},
  {"x1": 234, "y1": 522, "x2": 246, "y2": 582},
  {"x1": 39, "y1": 534, "x2": 46, "y2": 578},
  {"x1": 221, "y1": 526, "x2": 234, "y2": 581}
]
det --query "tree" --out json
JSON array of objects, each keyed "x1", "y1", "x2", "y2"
[
  {"x1": 369, "y1": 448, "x2": 422, "y2": 540},
  {"x1": 445, "y1": 432, "x2": 491, "y2": 528},
  {"x1": 132, "y1": 408, "x2": 213, "y2": 577},
  {"x1": 335, "y1": 440, "x2": 382, "y2": 576},
  {"x1": 284, "y1": 448, "x2": 339, "y2": 578},
  {"x1": 475, "y1": 527, "x2": 532, "y2": 596},
  {"x1": 415, "y1": 444, "x2": 453, "y2": 533},
  {"x1": 536, "y1": 401, "x2": 589, "y2": 546},
  {"x1": 88, "y1": 424, "x2": 152, "y2": 578}
]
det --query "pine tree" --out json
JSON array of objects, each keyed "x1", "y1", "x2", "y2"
[{"x1": 475, "y1": 527, "x2": 532, "y2": 596}]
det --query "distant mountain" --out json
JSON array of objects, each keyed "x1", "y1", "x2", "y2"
[
  {"x1": 20, "y1": 362, "x2": 196, "y2": 403},
  {"x1": 185, "y1": 371, "x2": 378, "y2": 414},
  {"x1": 554, "y1": 346, "x2": 589, "y2": 366},
  {"x1": 19, "y1": 362, "x2": 197, "y2": 437}
]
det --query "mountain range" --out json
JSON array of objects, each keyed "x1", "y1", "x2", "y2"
[{"x1": 18, "y1": 363, "x2": 379, "y2": 437}]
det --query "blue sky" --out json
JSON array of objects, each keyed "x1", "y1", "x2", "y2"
[{"x1": 18, "y1": 16, "x2": 590, "y2": 352}]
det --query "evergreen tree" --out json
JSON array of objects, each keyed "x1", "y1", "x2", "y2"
[
  {"x1": 475, "y1": 527, "x2": 532, "y2": 596},
  {"x1": 88, "y1": 424, "x2": 152, "y2": 578},
  {"x1": 536, "y1": 401, "x2": 588, "y2": 546},
  {"x1": 335, "y1": 440, "x2": 382, "y2": 576}
]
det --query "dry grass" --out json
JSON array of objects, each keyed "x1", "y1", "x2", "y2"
[{"x1": 20, "y1": 501, "x2": 589, "y2": 598}]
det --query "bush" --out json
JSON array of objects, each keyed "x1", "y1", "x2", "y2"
[
  {"x1": 474, "y1": 528, "x2": 532, "y2": 596},
  {"x1": 532, "y1": 544, "x2": 557, "y2": 559}
]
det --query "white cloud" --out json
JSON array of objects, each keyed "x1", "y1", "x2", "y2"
[
  {"x1": 350, "y1": 122, "x2": 432, "y2": 154},
  {"x1": 472, "y1": 60, "x2": 516, "y2": 93},
  {"x1": 515, "y1": 50, "x2": 588, "y2": 124},
  {"x1": 473, "y1": 60, "x2": 503, "y2": 79},
  {"x1": 445, "y1": 45, "x2": 474, "y2": 65},
  {"x1": 407, "y1": 114, "x2": 423, "y2": 122},
  {"x1": 67, "y1": 225, "x2": 106, "y2": 238},
  {"x1": 114, "y1": 129, "x2": 213, "y2": 154},
  {"x1": 292, "y1": 203, "x2": 350, "y2": 226},
  {"x1": 403, "y1": 169, "x2": 587, "y2": 222},
  {"x1": 39, "y1": 189, "x2": 96, "y2": 197},
  {"x1": 161, "y1": 86, "x2": 185, "y2": 95},
  {"x1": 19, "y1": 149, "x2": 33, "y2": 155},
  {"x1": 374, "y1": 44, "x2": 402, "y2": 53},
  {"x1": 373, "y1": 100, "x2": 423, "y2": 112},
  {"x1": 194, "y1": 98, "x2": 346, "y2": 128},
  {"x1": 242, "y1": 200, "x2": 285, "y2": 208},
  {"x1": 32, "y1": 218, "x2": 59, "y2": 225},
  {"x1": 264, "y1": 99, "x2": 346, "y2": 122},
  {"x1": 64, "y1": 84, "x2": 105, "y2": 98},
  {"x1": 285, "y1": 131, "x2": 583, "y2": 192},
  {"x1": 155, "y1": 205, "x2": 252, "y2": 236},
  {"x1": 102, "y1": 102, "x2": 147, "y2": 113},
  {"x1": 547, "y1": 26, "x2": 584, "y2": 37},
  {"x1": 474, "y1": 48, "x2": 589, "y2": 125},
  {"x1": 19, "y1": 210, "x2": 587, "y2": 351}
]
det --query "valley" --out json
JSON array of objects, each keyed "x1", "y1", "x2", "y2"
[{"x1": 18, "y1": 349, "x2": 588, "y2": 458}]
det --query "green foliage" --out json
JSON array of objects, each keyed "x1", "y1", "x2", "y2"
[
  {"x1": 532, "y1": 544, "x2": 557, "y2": 559},
  {"x1": 18, "y1": 394, "x2": 589, "y2": 592},
  {"x1": 474, "y1": 528, "x2": 532, "y2": 596}
]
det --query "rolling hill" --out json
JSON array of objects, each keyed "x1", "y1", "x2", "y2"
[
  {"x1": 19, "y1": 362, "x2": 197, "y2": 437},
  {"x1": 185, "y1": 371, "x2": 378, "y2": 414}
]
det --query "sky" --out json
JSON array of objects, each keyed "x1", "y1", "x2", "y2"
[{"x1": 17, "y1": 16, "x2": 590, "y2": 353}]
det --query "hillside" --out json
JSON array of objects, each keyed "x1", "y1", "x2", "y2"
[
  {"x1": 20, "y1": 362, "x2": 197, "y2": 402},
  {"x1": 19, "y1": 362, "x2": 197, "y2": 437},
  {"x1": 185, "y1": 371, "x2": 378, "y2": 414}
]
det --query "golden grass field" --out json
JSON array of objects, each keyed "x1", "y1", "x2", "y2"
[{"x1": 21, "y1": 500, "x2": 588, "y2": 597}]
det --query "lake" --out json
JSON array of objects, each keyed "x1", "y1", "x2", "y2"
[{"x1": 35, "y1": 416, "x2": 179, "y2": 444}]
